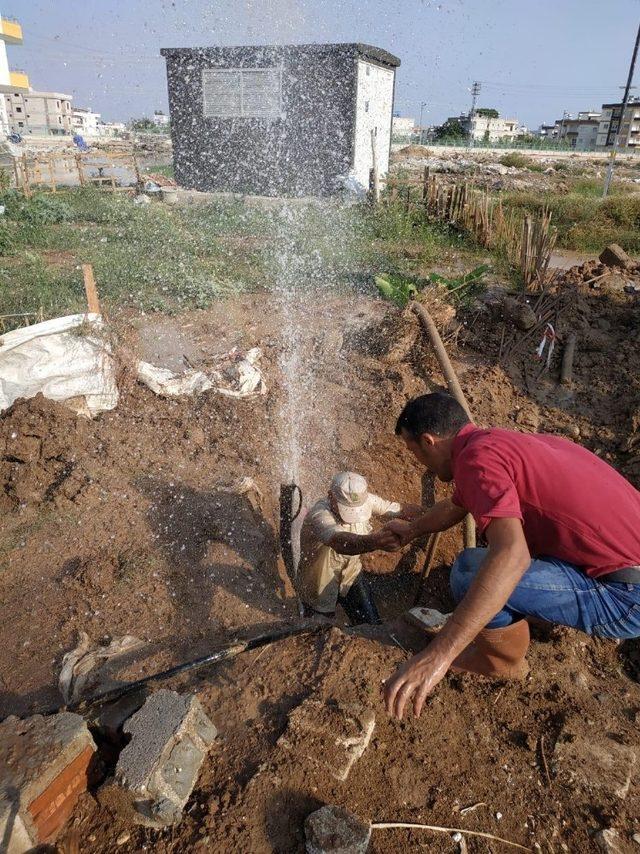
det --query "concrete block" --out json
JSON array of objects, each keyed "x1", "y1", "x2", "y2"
[
  {"x1": 305, "y1": 805, "x2": 371, "y2": 854},
  {"x1": 553, "y1": 730, "x2": 636, "y2": 800},
  {"x1": 0, "y1": 712, "x2": 96, "y2": 852},
  {"x1": 278, "y1": 699, "x2": 375, "y2": 782},
  {"x1": 599, "y1": 244, "x2": 631, "y2": 269},
  {"x1": 113, "y1": 689, "x2": 216, "y2": 828}
]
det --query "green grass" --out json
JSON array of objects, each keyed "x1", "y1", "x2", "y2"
[
  {"x1": 501, "y1": 188, "x2": 640, "y2": 252},
  {"x1": 0, "y1": 187, "x2": 463, "y2": 327}
]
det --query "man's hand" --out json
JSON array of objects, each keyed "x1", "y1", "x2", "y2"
[
  {"x1": 384, "y1": 644, "x2": 454, "y2": 719},
  {"x1": 382, "y1": 518, "x2": 416, "y2": 547},
  {"x1": 369, "y1": 528, "x2": 402, "y2": 552}
]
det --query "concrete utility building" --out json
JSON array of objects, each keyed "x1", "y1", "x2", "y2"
[{"x1": 160, "y1": 43, "x2": 400, "y2": 196}]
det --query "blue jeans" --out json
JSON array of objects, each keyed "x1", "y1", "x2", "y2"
[{"x1": 450, "y1": 548, "x2": 640, "y2": 639}]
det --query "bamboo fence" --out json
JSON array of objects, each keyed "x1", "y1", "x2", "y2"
[{"x1": 385, "y1": 168, "x2": 557, "y2": 291}]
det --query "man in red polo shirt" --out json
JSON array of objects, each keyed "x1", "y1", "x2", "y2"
[{"x1": 383, "y1": 392, "x2": 640, "y2": 720}]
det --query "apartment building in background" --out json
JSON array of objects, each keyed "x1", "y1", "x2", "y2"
[
  {"x1": 597, "y1": 99, "x2": 640, "y2": 149},
  {"x1": 0, "y1": 9, "x2": 29, "y2": 135},
  {"x1": 392, "y1": 115, "x2": 416, "y2": 141},
  {"x1": 4, "y1": 89, "x2": 72, "y2": 135},
  {"x1": 555, "y1": 111, "x2": 601, "y2": 151},
  {"x1": 72, "y1": 106, "x2": 101, "y2": 136},
  {"x1": 447, "y1": 111, "x2": 524, "y2": 142}
]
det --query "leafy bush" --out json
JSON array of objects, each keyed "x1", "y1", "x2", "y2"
[
  {"x1": 3, "y1": 193, "x2": 72, "y2": 224},
  {"x1": 499, "y1": 152, "x2": 533, "y2": 169}
]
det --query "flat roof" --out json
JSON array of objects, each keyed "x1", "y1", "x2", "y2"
[{"x1": 160, "y1": 42, "x2": 400, "y2": 67}]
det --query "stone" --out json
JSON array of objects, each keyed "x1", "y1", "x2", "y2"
[
  {"x1": 599, "y1": 244, "x2": 631, "y2": 269},
  {"x1": 305, "y1": 805, "x2": 371, "y2": 854},
  {"x1": 502, "y1": 296, "x2": 537, "y2": 331},
  {"x1": 594, "y1": 828, "x2": 625, "y2": 854},
  {"x1": 404, "y1": 607, "x2": 450, "y2": 635},
  {"x1": 0, "y1": 712, "x2": 96, "y2": 852},
  {"x1": 111, "y1": 689, "x2": 217, "y2": 828},
  {"x1": 278, "y1": 699, "x2": 375, "y2": 782},
  {"x1": 553, "y1": 730, "x2": 636, "y2": 800}
]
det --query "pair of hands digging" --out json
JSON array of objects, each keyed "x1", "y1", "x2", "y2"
[{"x1": 370, "y1": 518, "x2": 456, "y2": 719}]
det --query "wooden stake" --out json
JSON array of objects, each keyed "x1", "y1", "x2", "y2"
[
  {"x1": 75, "y1": 153, "x2": 86, "y2": 187},
  {"x1": 82, "y1": 264, "x2": 101, "y2": 315},
  {"x1": 21, "y1": 154, "x2": 32, "y2": 198}
]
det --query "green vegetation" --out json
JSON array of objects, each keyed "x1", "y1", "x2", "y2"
[
  {"x1": 502, "y1": 188, "x2": 640, "y2": 252},
  {"x1": 433, "y1": 119, "x2": 467, "y2": 142},
  {"x1": 147, "y1": 163, "x2": 175, "y2": 179},
  {"x1": 476, "y1": 108, "x2": 499, "y2": 118},
  {"x1": 375, "y1": 265, "x2": 490, "y2": 308},
  {"x1": 0, "y1": 187, "x2": 469, "y2": 327}
]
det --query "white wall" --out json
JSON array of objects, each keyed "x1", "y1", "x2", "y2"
[{"x1": 353, "y1": 59, "x2": 395, "y2": 189}]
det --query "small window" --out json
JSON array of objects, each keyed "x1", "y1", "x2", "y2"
[
  {"x1": 17, "y1": 121, "x2": 24, "y2": 127},
  {"x1": 16, "y1": 106, "x2": 22, "y2": 112},
  {"x1": 58, "y1": 116, "x2": 62, "y2": 123},
  {"x1": 57, "y1": 100, "x2": 60, "y2": 108},
  {"x1": 365, "y1": 100, "x2": 370, "y2": 113},
  {"x1": 366, "y1": 65, "x2": 371, "y2": 76},
  {"x1": 202, "y1": 67, "x2": 282, "y2": 119}
]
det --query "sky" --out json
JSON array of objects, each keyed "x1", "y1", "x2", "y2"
[{"x1": 5, "y1": 0, "x2": 640, "y2": 129}]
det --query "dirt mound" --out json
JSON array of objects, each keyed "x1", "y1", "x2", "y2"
[{"x1": 0, "y1": 394, "x2": 90, "y2": 511}]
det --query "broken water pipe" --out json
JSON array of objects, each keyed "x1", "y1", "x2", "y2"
[{"x1": 280, "y1": 481, "x2": 303, "y2": 586}]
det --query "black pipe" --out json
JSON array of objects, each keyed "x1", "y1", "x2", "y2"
[
  {"x1": 279, "y1": 482, "x2": 302, "y2": 583},
  {"x1": 35, "y1": 622, "x2": 324, "y2": 718}
]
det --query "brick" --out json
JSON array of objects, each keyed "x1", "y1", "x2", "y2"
[
  {"x1": 278, "y1": 698, "x2": 375, "y2": 782},
  {"x1": 111, "y1": 689, "x2": 216, "y2": 828},
  {"x1": 0, "y1": 712, "x2": 96, "y2": 852},
  {"x1": 305, "y1": 805, "x2": 371, "y2": 854}
]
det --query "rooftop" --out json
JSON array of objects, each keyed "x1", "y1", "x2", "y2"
[{"x1": 160, "y1": 42, "x2": 401, "y2": 68}]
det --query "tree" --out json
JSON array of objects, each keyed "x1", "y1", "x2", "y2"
[
  {"x1": 129, "y1": 117, "x2": 155, "y2": 131},
  {"x1": 476, "y1": 107, "x2": 499, "y2": 118},
  {"x1": 433, "y1": 119, "x2": 467, "y2": 141}
]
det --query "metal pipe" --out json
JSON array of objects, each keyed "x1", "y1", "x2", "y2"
[{"x1": 410, "y1": 301, "x2": 476, "y2": 548}]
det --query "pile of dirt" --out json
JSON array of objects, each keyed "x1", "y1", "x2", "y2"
[{"x1": 0, "y1": 394, "x2": 90, "y2": 511}]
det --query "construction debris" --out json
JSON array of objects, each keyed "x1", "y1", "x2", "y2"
[
  {"x1": 109, "y1": 689, "x2": 216, "y2": 827},
  {"x1": 278, "y1": 698, "x2": 375, "y2": 782},
  {"x1": 137, "y1": 347, "x2": 266, "y2": 399},
  {"x1": 0, "y1": 712, "x2": 96, "y2": 852},
  {"x1": 59, "y1": 632, "x2": 144, "y2": 705},
  {"x1": 599, "y1": 243, "x2": 632, "y2": 269}
]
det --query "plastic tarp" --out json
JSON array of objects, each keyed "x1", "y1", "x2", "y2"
[
  {"x1": 137, "y1": 346, "x2": 266, "y2": 399},
  {"x1": 0, "y1": 313, "x2": 119, "y2": 417}
]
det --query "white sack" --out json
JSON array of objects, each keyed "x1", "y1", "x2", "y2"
[{"x1": 0, "y1": 313, "x2": 119, "y2": 417}]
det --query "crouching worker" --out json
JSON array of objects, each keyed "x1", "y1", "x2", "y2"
[
  {"x1": 383, "y1": 392, "x2": 640, "y2": 720},
  {"x1": 297, "y1": 472, "x2": 419, "y2": 625}
]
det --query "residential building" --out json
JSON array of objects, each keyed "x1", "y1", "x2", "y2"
[
  {"x1": 392, "y1": 115, "x2": 415, "y2": 141},
  {"x1": 0, "y1": 9, "x2": 29, "y2": 135},
  {"x1": 161, "y1": 43, "x2": 400, "y2": 196},
  {"x1": 448, "y1": 112, "x2": 521, "y2": 142},
  {"x1": 555, "y1": 111, "x2": 601, "y2": 151},
  {"x1": 4, "y1": 89, "x2": 72, "y2": 135},
  {"x1": 152, "y1": 110, "x2": 169, "y2": 127},
  {"x1": 97, "y1": 120, "x2": 126, "y2": 137},
  {"x1": 72, "y1": 106, "x2": 101, "y2": 137},
  {"x1": 597, "y1": 98, "x2": 640, "y2": 149},
  {"x1": 537, "y1": 124, "x2": 558, "y2": 139}
]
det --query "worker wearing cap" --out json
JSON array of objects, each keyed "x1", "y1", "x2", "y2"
[{"x1": 296, "y1": 472, "x2": 420, "y2": 625}]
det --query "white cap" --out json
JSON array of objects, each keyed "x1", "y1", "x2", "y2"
[{"x1": 330, "y1": 472, "x2": 371, "y2": 525}]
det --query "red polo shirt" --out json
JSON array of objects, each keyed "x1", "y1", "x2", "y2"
[{"x1": 451, "y1": 424, "x2": 640, "y2": 577}]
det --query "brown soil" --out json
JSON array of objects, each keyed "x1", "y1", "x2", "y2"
[{"x1": 1, "y1": 283, "x2": 639, "y2": 853}]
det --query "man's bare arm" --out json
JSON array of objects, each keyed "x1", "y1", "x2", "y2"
[
  {"x1": 384, "y1": 498, "x2": 468, "y2": 544},
  {"x1": 327, "y1": 529, "x2": 400, "y2": 556},
  {"x1": 384, "y1": 517, "x2": 531, "y2": 719}
]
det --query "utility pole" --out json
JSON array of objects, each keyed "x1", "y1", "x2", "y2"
[
  {"x1": 468, "y1": 81, "x2": 481, "y2": 148},
  {"x1": 559, "y1": 109, "x2": 570, "y2": 144},
  {"x1": 419, "y1": 101, "x2": 427, "y2": 140},
  {"x1": 603, "y1": 20, "x2": 640, "y2": 197}
]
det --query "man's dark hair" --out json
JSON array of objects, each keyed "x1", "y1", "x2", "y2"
[{"x1": 395, "y1": 392, "x2": 470, "y2": 438}]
